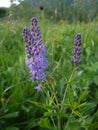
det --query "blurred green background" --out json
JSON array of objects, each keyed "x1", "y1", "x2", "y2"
[{"x1": 0, "y1": 0, "x2": 98, "y2": 22}]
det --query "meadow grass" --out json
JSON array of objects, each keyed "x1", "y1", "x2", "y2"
[{"x1": 0, "y1": 20, "x2": 98, "y2": 130}]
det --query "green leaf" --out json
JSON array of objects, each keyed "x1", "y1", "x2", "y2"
[
  {"x1": 94, "y1": 76, "x2": 98, "y2": 85},
  {"x1": 44, "y1": 111, "x2": 69, "y2": 118},
  {"x1": 65, "y1": 121, "x2": 82, "y2": 130},
  {"x1": 28, "y1": 101, "x2": 52, "y2": 111},
  {"x1": 39, "y1": 118, "x2": 52, "y2": 130},
  {"x1": 85, "y1": 47, "x2": 91, "y2": 57},
  {"x1": 73, "y1": 110, "x2": 83, "y2": 119},
  {"x1": 78, "y1": 91, "x2": 88, "y2": 103},
  {"x1": 6, "y1": 127, "x2": 19, "y2": 130},
  {"x1": 87, "y1": 62, "x2": 98, "y2": 72},
  {"x1": 89, "y1": 122, "x2": 98, "y2": 130},
  {"x1": 1, "y1": 112, "x2": 19, "y2": 119},
  {"x1": 77, "y1": 70, "x2": 83, "y2": 77},
  {"x1": 79, "y1": 103, "x2": 96, "y2": 114}
]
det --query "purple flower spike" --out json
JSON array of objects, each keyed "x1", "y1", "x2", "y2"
[
  {"x1": 72, "y1": 33, "x2": 82, "y2": 70},
  {"x1": 22, "y1": 17, "x2": 48, "y2": 89}
]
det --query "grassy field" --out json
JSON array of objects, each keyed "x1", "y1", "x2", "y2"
[{"x1": 0, "y1": 20, "x2": 98, "y2": 130}]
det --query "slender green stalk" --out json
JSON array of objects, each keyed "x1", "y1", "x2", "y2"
[
  {"x1": 41, "y1": 10, "x2": 44, "y2": 35},
  {"x1": 45, "y1": 81, "x2": 61, "y2": 130},
  {"x1": 51, "y1": 84, "x2": 61, "y2": 130},
  {"x1": 64, "y1": 112, "x2": 73, "y2": 130},
  {"x1": 60, "y1": 69, "x2": 75, "y2": 112},
  {"x1": 51, "y1": 116, "x2": 57, "y2": 130},
  {"x1": 58, "y1": 116, "x2": 61, "y2": 130}
]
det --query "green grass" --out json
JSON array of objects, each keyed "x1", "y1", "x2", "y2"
[{"x1": 0, "y1": 20, "x2": 98, "y2": 130}]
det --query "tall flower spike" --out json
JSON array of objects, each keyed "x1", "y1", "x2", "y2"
[
  {"x1": 22, "y1": 17, "x2": 48, "y2": 91},
  {"x1": 72, "y1": 33, "x2": 82, "y2": 70}
]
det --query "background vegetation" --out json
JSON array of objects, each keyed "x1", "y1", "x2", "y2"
[
  {"x1": 0, "y1": 0, "x2": 98, "y2": 130},
  {"x1": 12, "y1": 0, "x2": 98, "y2": 22},
  {"x1": 0, "y1": 0, "x2": 98, "y2": 22}
]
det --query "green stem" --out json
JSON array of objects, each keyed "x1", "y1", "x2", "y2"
[
  {"x1": 64, "y1": 112, "x2": 73, "y2": 130},
  {"x1": 58, "y1": 116, "x2": 61, "y2": 130},
  {"x1": 45, "y1": 81, "x2": 61, "y2": 130},
  {"x1": 41, "y1": 10, "x2": 44, "y2": 34},
  {"x1": 51, "y1": 84, "x2": 61, "y2": 130},
  {"x1": 60, "y1": 69, "x2": 75, "y2": 112},
  {"x1": 51, "y1": 116, "x2": 57, "y2": 130}
]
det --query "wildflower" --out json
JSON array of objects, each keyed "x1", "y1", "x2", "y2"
[
  {"x1": 22, "y1": 17, "x2": 48, "y2": 91},
  {"x1": 72, "y1": 33, "x2": 82, "y2": 70},
  {"x1": 39, "y1": 5, "x2": 44, "y2": 11}
]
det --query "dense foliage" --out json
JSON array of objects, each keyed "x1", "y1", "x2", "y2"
[{"x1": 0, "y1": 19, "x2": 98, "y2": 129}]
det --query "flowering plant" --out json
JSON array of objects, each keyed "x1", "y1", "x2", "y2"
[
  {"x1": 22, "y1": 17, "x2": 48, "y2": 91},
  {"x1": 22, "y1": 18, "x2": 85, "y2": 130}
]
